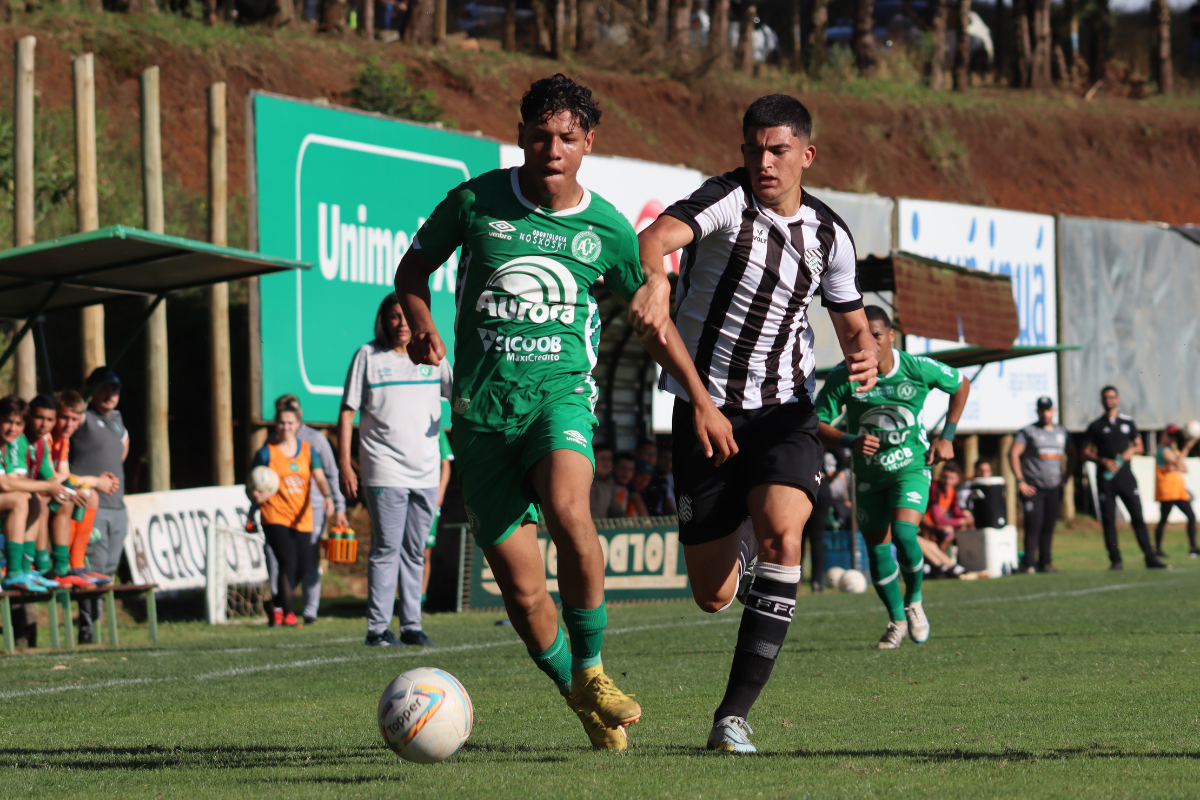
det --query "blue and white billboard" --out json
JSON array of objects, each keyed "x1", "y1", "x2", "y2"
[{"x1": 898, "y1": 199, "x2": 1057, "y2": 433}]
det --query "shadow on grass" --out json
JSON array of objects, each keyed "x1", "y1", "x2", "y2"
[
  {"x1": 0, "y1": 743, "x2": 385, "y2": 771},
  {"x1": 645, "y1": 744, "x2": 1200, "y2": 762}
]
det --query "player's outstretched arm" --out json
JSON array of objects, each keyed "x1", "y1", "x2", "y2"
[
  {"x1": 394, "y1": 248, "x2": 446, "y2": 367},
  {"x1": 929, "y1": 375, "x2": 971, "y2": 464},
  {"x1": 817, "y1": 421, "x2": 879, "y2": 456},
  {"x1": 829, "y1": 308, "x2": 879, "y2": 393},
  {"x1": 633, "y1": 215, "x2": 694, "y2": 346}
]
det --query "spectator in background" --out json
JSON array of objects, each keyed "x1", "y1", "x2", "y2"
[
  {"x1": 1011, "y1": 396, "x2": 1074, "y2": 574},
  {"x1": 801, "y1": 448, "x2": 833, "y2": 592},
  {"x1": 70, "y1": 368, "x2": 131, "y2": 644},
  {"x1": 1155, "y1": 424, "x2": 1197, "y2": 558},
  {"x1": 268, "y1": 394, "x2": 347, "y2": 625},
  {"x1": 1084, "y1": 386, "x2": 1165, "y2": 570},
  {"x1": 653, "y1": 446, "x2": 676, "y2": 515},
  {"x1": 636, "y1": 440, "x2": 657, "y2": 468},
  {"x1": 339, "y1": 294, "x2": 452, "y2": 647},
  {"x1": 629, "y1": 461, "x2": 654, "y2": 517},
  {"x1": 611, "y1": 452, "x2": 637, "y2": 517},
  {"x1": 642, "y1": 451, "x2": 676, "y2": 517},
  {"x1": 249, "y1": 401, "x2": 335, "y2": 628},
  {"x1": 825, "y1": 450, "x2": 852, "y2": 531},
  {"x1": 590, "y1": 444, "x2": 623, "y2": 519},
  {"x1": 922, "y1": 462, "x2": 973, "y2": 552}
]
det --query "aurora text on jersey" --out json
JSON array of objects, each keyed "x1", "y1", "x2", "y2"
[
  {"x1": 815, "y1": 350, "x2": 963, "y2": 485},
  {"x1": 411, "y1": 168, "x2": 645, "y2": 431}
]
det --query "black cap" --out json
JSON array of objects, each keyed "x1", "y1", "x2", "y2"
[
  {"x1": 1036, "y1": 396, "x2": 1053, "y2": 411},
  {"x1": 85, "y1": 366, "x2": 121, "y2": 390}
]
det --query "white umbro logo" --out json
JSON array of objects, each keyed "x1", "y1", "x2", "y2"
[
  {"x1": 489, "y1": 220, "x2": 516, "y2": 233},
  {"x1": 678, "y1": 494, "x2": 693, "y2": 523},
  {"x1": 907, "y1": 491, "x2": 923, "y2": 503},
  {"x1": 563, "y1": 430, "x2": 587, "y2": 447}
]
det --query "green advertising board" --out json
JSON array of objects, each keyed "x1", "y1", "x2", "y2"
[
  {"x1": 249, "y1": 92, "x2": 501, "y2": 423},
  {"x1": 463, "y1": 516, "x2": 692, "y2": 610}
]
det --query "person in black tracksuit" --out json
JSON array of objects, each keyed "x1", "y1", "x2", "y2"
[{"x1": 1083, "y1": 386, "x2": 1166, "y2": 570}]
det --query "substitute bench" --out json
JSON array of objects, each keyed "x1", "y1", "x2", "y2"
[{"x1": 1, "y1": 584, "x2": 158, "y2": 654}]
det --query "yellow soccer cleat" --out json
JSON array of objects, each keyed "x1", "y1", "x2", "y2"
[
  {"x1": 570, "y1": 665, "x2": 642, "y2": 728},
  {"x1": 566, "y1": 696, "x2": 629, "y2": 750}
]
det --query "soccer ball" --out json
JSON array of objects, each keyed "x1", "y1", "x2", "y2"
[
  {"x1": 378, "y1": 667, "x2": 473, "y2": 763},
  {"x1": 247, "y1": 465, "x2": 280, "y2": 499},
  {"x1": 1185, "y1": 420, "x2": 1200, "y2": 441},
  {"x1": 838, "y1": 569, "x2": 868, "y2": 593},
  {"x1": 825, "y1": 566, "x2": 846, "y2": 588}
]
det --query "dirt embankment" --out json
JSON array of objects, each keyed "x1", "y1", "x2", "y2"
[{"x1": 4, "y1": 15, "x2": 1200, "y2": 225}]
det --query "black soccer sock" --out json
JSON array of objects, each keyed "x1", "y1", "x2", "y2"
[{"x1": 714, "y1": 561, "x2": 800, "y2": 723}]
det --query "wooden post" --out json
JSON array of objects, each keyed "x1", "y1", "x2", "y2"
[
  {"x1": 930, "y1": 0, "x2": 947, "y2": 89},
  {"x1": 503, "y1": 0, "x2": 517, "y2": 50},
  {"x1": 736, "y1": 1, "x2": 756, "y2": 74},
  {"x1": 1000, "y1": 434, "x2": 1018, "y2": 527},
  {"x1": 208, "y1": 83, "x2": 234, "y2": 487},
  {"x1": 953, "y1": 0, "x2": 971, "y2": 90},
  {"x1": 807, "y1": 0, "x2": 828, "y2": 75},
  {"x1": 1152, "y1": 0, "x2": 1172, "y2": 94},
  {"x1": 853, "y1": 0, "x2": 876, "y2": 75},
  {"x1": 963, "y1": 434, "x2": 979, "y2": 477},
  {"x1": 13, "y1": 36, "x2": 38, "y2": 399},
  {"x1": 141, "y1": 67, "x2": 170, "y2": 493},
  {"x1": 710, "y1": 0, "x2": 729, "y2": 64},
  {"x1": 551, "y1": 0, "x2": 565, "y2": 58},
  {"x1": 75, "y1": 53, "x2": 106, "y2": 380}
]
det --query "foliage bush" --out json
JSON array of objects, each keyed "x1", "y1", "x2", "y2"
[{"x1": 346, "y1": 57, "x2": 441, "y2": 123}]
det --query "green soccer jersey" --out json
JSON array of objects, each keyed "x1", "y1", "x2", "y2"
[
  {"x1": 413, "y1": 168, "x2": 645, "y2": 432},
  {"x1": 2, "y1": 435, "x2": 29, "y2": 476},
  {"x1": 815, "y1": 350, "x2": 963, "y2": 485}
]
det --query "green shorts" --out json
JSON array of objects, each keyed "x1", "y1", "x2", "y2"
[
  {"x1": 425, "y1": 507, "x2": 441, "y2": 549},
  {"x1": 855, "y1": 469, "x2": 932, "y2": 534},
  {"x1": 454, "y1": 398, "x2": 597, "y2": 549}
]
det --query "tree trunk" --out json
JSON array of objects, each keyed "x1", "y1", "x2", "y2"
[
  {"x1": 993, "y1": 0, "x2": 1007, "y2": 83},
  {"x1": 533, "y1": 0, "x2": 552, "y2": 54},
  {"x1": 1087, "y1": 0, "x2": 1109, "y2": 83},
  {"x1": 577, "y1": 0, "x2": 596, "y2": 51},
  {"x1": 504, "y1": 0, "x2": 518, "y2": 50},
  {"x1": 274, "y1": 0, "x2": 295, "y2": 25},
  {"x1": 1053, "y1": 42, "x2": 1068, "y2": 84},
  {"x1": 566, "y1": 0, "x2": 577, "y2": 50},
  {"x1": 357, "y1": 0, "x2": 374, "y2": 38},
  {"x1": 1031, "y1": 0, "x2": 1052, "y2": 88},
  {"x1": 930, "y1": 0, "x2": 947, "y2": 89},
  {"x1": 710, "y1": 0, "x2": 730, "y2": 63},
  {"x1": 637, "y1": 0, "x2": 648, "y2": 25},
  {"x1": 204, "y1": 0, "x2": 218, "y2": 23},
  {"x1": 853, "y1": 0, "x2": 876, "y2": 74},
  {"x1": 670, "y1": 0, "x2": 693, "y2": 44},
  {"x1": 807, "y1": 0, "x2": 828, "y2": 74},
  {"x1": 1152, "y1": 0, "x2": 1172, "y2": 93},
  {"x1": 1015, "y1": 0, "x2": 1032, "y2": 87},
  {"x1": 954, "y1": 0, "x2": 971, "y2": 89},
  {"x1": 652, "y1": 0, "x2": 669, "y2": 38},
  {"x1": 790, "y1": 0, "x2": 802, "y2": 73},
  {"x1": 736, "y1": 1, "x2": 757, "y2": 74},
  {"x1": 552, "y1": 0, "x2": 565, "y2": 57}
]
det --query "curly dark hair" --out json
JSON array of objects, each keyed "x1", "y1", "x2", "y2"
[{"x1": 519, "y1": 74, "x2": 602, "y2": 132}]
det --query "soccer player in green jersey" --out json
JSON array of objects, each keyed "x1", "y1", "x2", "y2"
[
  {"x1": 815, "y1": 306, "x2": 970, "y2": 649},
  {"x1": 394, "y1": 75, "x2": 736, "y2": 750}
]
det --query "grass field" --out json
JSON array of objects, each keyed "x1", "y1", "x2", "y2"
[{"x1": 4, "y1": 525, "x2": 1200, "y2": 799}]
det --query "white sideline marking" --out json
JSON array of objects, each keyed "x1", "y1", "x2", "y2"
[{"x1": 1, "y1": 578, "x2": 1187, "y2": 700}]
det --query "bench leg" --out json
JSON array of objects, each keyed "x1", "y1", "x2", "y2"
[
  {"x1": 2, "y1": 596, "x2": 13, "y2": 655},
  {"x1": 62, "y1": 592, "x2": 75, "y2": 651},
  {"x1": 145, "y1": 590, "x2": 158, "y2": 646},
  {"x1": 105, "y1": 588, "x2": 118, "y2": 647},
  {"x1": 48, "y1": 592, "x2": 61, "y2": 650}
]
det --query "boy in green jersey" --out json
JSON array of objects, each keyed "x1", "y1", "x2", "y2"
[
  {"x1": 815, "y1": 307, "x2": 970, "y2": 649},
  {"x1": 0, "y1": 395, "x2": 67, "y2": 591},
  {"x1": 395, "y1": 75, "x2": 735, "y2": 750}
]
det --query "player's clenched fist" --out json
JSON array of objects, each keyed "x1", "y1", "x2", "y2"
[
  {"x1": 847, "y1": 349, "x2": 879, "y2": 393},
  {"x1": 407, "y1": 330, "x2": 446, "y2": 366},
  {"x1": 692, "y1": 400, "x2": 738, "y2": 466},
  {"x1": 628, "y1": 273, "x2": 672, "y2": 346}
]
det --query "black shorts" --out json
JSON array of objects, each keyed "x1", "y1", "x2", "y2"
[{"x1": 671, "y1": 397, "x2": 824, "y2": 546}]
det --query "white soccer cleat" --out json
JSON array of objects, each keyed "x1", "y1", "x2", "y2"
[
  {"x1": 707, "y1": 715, "x2": 757, "y2": 753},
  {"x1": 905, "y1": 601, "x2": 930, "y2": 643},
  {"x1": 877, "y1": 620, "x2": 908, "y2": 649}
]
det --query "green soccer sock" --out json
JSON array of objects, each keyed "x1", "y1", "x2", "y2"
[
  {"x1": 562, "y1": 602, "x2": 607, "y2": 671},
  {"x1": 892, "y1": 520, "x2": 925, "y2": 607},
  {"x1": 529, "y1": 627, "x2": 573, "y2": 695},
  {"x1": 868, "y1": 543, "x2": 906, "y2": 622},
  {"x1": 5, "y1": 539, "x2": 25, "y2": 580},
  {"x1": 420, "y1": 592, "x2": 427, "y2": 605},
  {"x1": 35, "y1": 547, "x2": 51, "y2": 574},
  {"x1": 23, "y1": 541, "x2": 36, "y2": 572},
  {"x1": 52, "y1": 544, "x2": 70, "y2": 577}
]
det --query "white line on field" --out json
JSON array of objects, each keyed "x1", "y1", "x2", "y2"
[{"x1": 2, "y1": 577, "x2": 1188, "y2": 700}]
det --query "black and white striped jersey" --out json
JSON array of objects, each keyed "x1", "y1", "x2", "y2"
[{"x1": 659, "y1": 168, "x2": 863, "y2": 410}]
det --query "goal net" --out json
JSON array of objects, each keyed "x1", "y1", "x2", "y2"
[{"x1": 206, "y1": 525, "x2": 271, "y2": 624}]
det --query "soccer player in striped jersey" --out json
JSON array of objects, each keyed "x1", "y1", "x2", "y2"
[{"x1": 637, "y1": 94, "x2": 879, "y2": 752}]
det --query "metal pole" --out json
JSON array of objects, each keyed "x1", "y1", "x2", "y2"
[
  {"x1": 141, "y1": 66, "x2": 170, "y2": 492},
  {"x1": 13, "y1": 36, "x2": 38, "y2": 399},
  {"x1": 75, "y1": 52, "x2": 106, "y2": 380},
  {"x1": 208, "y1": 82, "x2": 234, "y2": 487}
]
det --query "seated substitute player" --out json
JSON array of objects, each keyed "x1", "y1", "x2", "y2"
[
  {"x1": 52, "y1": 390, "x2": 117, "y2": 584},
  {"x1": 815, "y1": 306, "x2": 970, "y2": 649},
  {"x1": 23, "y1": 395, "x2": 91, "y2": 587},
  {"x1": 0, "y1": 395, "x2": 67, "y2": 590},
  {"x1": 637, "y1": 94, "x2": 879, "y2": 753},
  {"x1": 395, "y1": 74, "x2": 735, "y2": 751}
]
